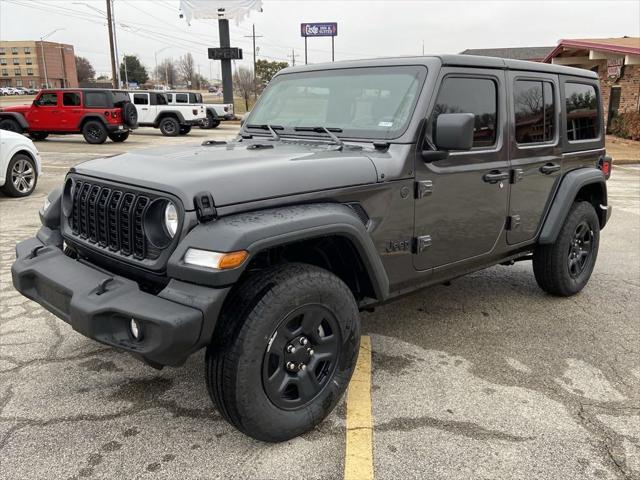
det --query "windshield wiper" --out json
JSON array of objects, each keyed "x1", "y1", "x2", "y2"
[
  {"x1": 293, "y1": 126, "x2": 344, "y2": 148},
  {"x1": 246, "y1": 124, "x2": 283, "y2": 141}
]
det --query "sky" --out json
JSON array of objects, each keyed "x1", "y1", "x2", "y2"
[{"x1": 1, "y1": 0, "x2": 639, "y2": 79}]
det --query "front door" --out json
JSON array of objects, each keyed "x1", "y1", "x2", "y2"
[
  {"x1": 59, "y1": 91, "x2": 83, "y2": 131},
  {"x1": 413, "y1": 69, "x2": 510, "y2": 271},
  {"x1": 507, "y1": 72, "x2": 562, "y2": 244},
  {"x1": 28, "y1": 91, "x2": 60, "y2": 130}
]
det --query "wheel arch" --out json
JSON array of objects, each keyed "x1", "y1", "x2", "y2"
[
  {"x1": 77, "y1": 114, "x2": 108, "y2": 130},
  {"x1": 0, "y1": 112, "x2": 29, "y2": 130},
  {"x1": 538, "y1": 168, "x2": 608, "y2": 244},
  {"x1": 167, "y1": 203, "x2": 389, "y2": 303},
  {"x1": 155, "y1": 111, "x2": 185, "y2": 126}
]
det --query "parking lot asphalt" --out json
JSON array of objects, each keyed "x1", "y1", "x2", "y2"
[{"x1": 1, "y1": 127, "x2": 639, "y2": 480}]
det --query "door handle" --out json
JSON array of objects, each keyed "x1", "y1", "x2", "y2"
[
  {"x1": 540, "y1": 163, "x2": 561, "y2": 174},
  {"x1": 483, "y1": 171, "x2": 510, "y2": 184},
  {"x1": 141, "y1": 108, "x2": 148, "y2": 110}
]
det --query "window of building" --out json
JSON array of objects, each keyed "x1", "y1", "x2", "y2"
[
  {"x1": 514, "y1": 80, "x2": 555, "y2": 144},
  {"x1": 0, "y1": 58, "x2": 6, "y2": 65},
  {"x1": 133, "y1": 93, "x2": 149, "y2": 105},
  {"x1": 14, "y1": 68, "x2": 21, "y2": 76},
  {"x1": 1, "y1": 69, "x2": 8, "y2": 76},
  {"x1": 12, "y1": 58, "x2": 19, "y2": 65},
  {"x1": 25, "y1": 58, "x2": 32, "y2": 65},
  {"x1": 16, "y1": 80, "x2": 23, "y2": 87},
  {"x1": 24, "y1": 47, "x2": 31, "y2": 54},
  {"x1": 37, "y1": 93, "x2": 58, "y2": 106},
  {"x1": 28, "y1": 80, "x2": 35, "y2": 88},
  {"x1": 0, "y1": 48, "x2": 5, "y2": 55},
  {"x1": 432, "y1": 77, "x2": 498, "y2": 148},
  {"x1": 63, "y1": 92, "x2": 82, "y2": 106},
  {"x1": 176, "y1": 93, "x2": 188, "y2": 103},
  {"x1": 27, "y1": 68, "x2": 33, "y2": 76},
  {"x1": 85, "y1": 92, "x2": 110, "y2": 108},
  {"x1": 11, "y1": 47, "x2": 18, "y2": 55},
  {"x1": 565, "y1": 83, "x2": 599, "y2": 141}
]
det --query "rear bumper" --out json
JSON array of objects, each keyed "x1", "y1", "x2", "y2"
[
  {"x1": 183, "y1": 118, "x2": 205, "y2": 126},
  {"x1": 11, "y1": 235, "x2": 230, "y2": 367},
  {"x1": 105, "y1": 124, "x2": 135, "y2": 132}
]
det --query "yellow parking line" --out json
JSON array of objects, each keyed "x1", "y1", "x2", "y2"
[{"x1": 344, "y1": 335, "x2": 373, "y2": 480}]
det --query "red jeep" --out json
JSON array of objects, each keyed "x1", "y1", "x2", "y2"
[{"x1": 0, "y1": 89, "x2": 138, "y2": 144}]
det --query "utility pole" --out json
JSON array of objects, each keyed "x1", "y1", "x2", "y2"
[
  {"x1": 110, "y1": 0, "x2": 121, "y2": 87},
  {"x1": 244, "y1": 24, "x2": 263, "y2": 80},
  {"x1": 288, "y1": 49, "x2": 299, "y2": 67},
  {"x1": 123, "y1": 54, "x2": 128, "y2": 86},
  {"x1": 105, "y1": 0, "x2": 117, "y2": 88}
]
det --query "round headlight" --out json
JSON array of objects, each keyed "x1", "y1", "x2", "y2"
[{"x1": 163, "y1": 202, "x2": 178, "y2": 238}]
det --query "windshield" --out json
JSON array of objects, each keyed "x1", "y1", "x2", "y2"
[{"x1": 247, "y1": 66, "x2": 427, "y2": 140}]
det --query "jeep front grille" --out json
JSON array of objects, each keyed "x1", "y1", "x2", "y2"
[{"x1": 70, "y1": 180, "x2": 153, "y2": 260}]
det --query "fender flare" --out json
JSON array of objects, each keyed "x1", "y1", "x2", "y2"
[
  {"x1": 0, "y1": 112, "x2": 29, "y2": 129},
  {"x1": 167, "y1": 203, "x2": 390, "y2": 300},
  {"x1": 205, "y1": 107, "x2": 220, "y2": 120},
  {"x1": 155, "y1": 110, "x2": 186, "y2": 126},
  {"x1": 77, "y1": 114, "x2": 108, "y2": 130},
  {"x1": 538, "y1": 168, "x2": 607, "y2": 244}
]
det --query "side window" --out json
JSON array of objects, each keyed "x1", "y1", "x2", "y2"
[
  {"x1": 85, "y1": 92, "x2": 109, "y2": 108},
  {"x1": 156, "y1": 94, "x2": 168, "y2": 105},
  {"x1": 133, "y1": 94, "x2": 149, "y2": 105},
  {"x1": 514, "y1": 80, "x2": 555, "y2": 144},
  {"x1": 176, "y1": 93, "x2": 188, "y2": 103},
  {"x1": 62, "y1": 92, "x2": 81, "y2": 106},
  {"x1": 432, "y1": 77, "x2": 497, "y2": 148},
  {"x1": 166, "y1": 93, "x2": 173, "y2": 102},
  {"x1": 37, "y1": 93, "x2": 58, "y2": 106},
  {"x1": 565, "y1": 83, "x2": 599, "y2": 141}
]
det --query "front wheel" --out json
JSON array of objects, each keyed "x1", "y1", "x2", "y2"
[
  {"x1": 206, "y1": 263, "x2": 360, "y2": 442},
  {"x1": 0, "y1": 118, "x2": 22, "y2": 133},
  {"x1": 108, "y1": 131, "x2": 130, "y2": 142},
  {"x1": 1, "y1": 153, "x2": 37, "y2": 197},
  {"x1": 533, "y1": 201, "x2": 600, "y2": 296},
  {"x1": 29, "y1": 132, "x2": 48, "y2": 141}
]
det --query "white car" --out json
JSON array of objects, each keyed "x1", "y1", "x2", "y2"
[{"x1": 0, "y1": 130, "x2": 41, "y2": 197}]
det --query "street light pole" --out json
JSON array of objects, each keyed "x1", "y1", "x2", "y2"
[{"x1": 39, "y1": 28, "x2": 65, "y2": 88}]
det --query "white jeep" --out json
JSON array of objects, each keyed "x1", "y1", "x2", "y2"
[
  {"x1": 165, "y1": 91, "x2": 234, "y2": 129},
  {"x1": 128, "y1": 91, "x2": 206, "y2": 136}
]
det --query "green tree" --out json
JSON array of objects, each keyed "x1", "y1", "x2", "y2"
[
  {"x1": 255, "y1": 59, "x2": 288, "y2": 91},
  {"x1": 75, "y1": 56, "x2": 95, "y2": 83},
  {"x1": 120, "y1": 55, "x2": 148, "y2": 85}
]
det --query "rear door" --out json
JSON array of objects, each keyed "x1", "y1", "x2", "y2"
[
  {"x1": 59, "y1": 91, "x2": 83, "y2": 131},
  {"x1": 132, "y1": 93, "x2": 154, "y2": 123},
  {"x1": 413, "y1": 68, "x2": 510, "y2": 271},
  {"x1": 506, "y1": 72, "x2": 562, "y2": 244}
]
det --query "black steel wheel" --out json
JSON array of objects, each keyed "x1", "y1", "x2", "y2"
[
  {"x1": 533, "y1": 201, "x2": 600, "y2": 296},
  {"x1": 206, "y1": 263, "x2": 360, "y2": 442},
  {"x1": 159, "y1": 117, "x2": 180, "y2": 136},
  {"x1": 82, "y1": 120, "x2": 107, "y2": 144}
]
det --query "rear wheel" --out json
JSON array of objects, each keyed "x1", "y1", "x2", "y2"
[
  {"x1": 178, "y1": 125, "x2": 192, "y2": 135},
  {"x1": 29, "y1": 132, "x2": 48, "y2": 141},
  {"x1": 206, "y1": 263, "x2": 360, "y2": 442},
  {"x1": 82, "y1": 120, "x2": 108, "y2": 144},
  {"x1": 200, "y1": 111, "x2": 220, "y2": 129},
  {"x1": 159, "y1": 117, "x2": 180, "y2": 136},
  {"x1": 0, "y1": 118, "x2": 21, "y2": 133},
  {"x1": 1, "y1": 153, "x2": 37, "y2": 197},
  {"x1": 533, "y1": 201, "x2": 600, "y2": 296},
  {"x1": 108, "y1": 131, "x2": 130, "y2": 142}
]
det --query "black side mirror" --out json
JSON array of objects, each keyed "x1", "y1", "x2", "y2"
[{"x1": 434, "y1": 113, "x2": 475, "y2": 151}]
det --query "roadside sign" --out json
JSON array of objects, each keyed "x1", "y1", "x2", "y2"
[
  {"x1": 300, "y1": 22, "x2": 338, "y2": 37},
  {"x1": 208, "y1": 47, "x2": 243, "y2": 60}
]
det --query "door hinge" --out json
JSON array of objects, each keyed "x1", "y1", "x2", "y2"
[
  {"x1": 414, "y1": 235, "x2": 432, "y2": 253},
  {"x1": 415, "y1": 180, "x2": 433, "y2": 199},
  {"x1": 506, "y1": 215, "x2": 521, "y2": 230},
  {"x1": 511, "y1": 168, "x2": 524, "y2": 183}
]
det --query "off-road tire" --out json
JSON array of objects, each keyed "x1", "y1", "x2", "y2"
[
  {"x1": 0, "y1": 118, "x2": 22, "y2": 133},
  {"x1": 178, "y1": 125, "x2": 192, "y2": 135},
  {"x1": 533, "y1": 201, "x2": 600, "y2": 296},
  {"x1": 82, "y1": 120, "x2": 108, "y2": 144},
  {"x1": 1, "y1": 153, "x2": 37, "y2": 197},
  {"x1": 159, "y1": 117, "x2": 180, "y2": 136},
  {"x1": 205, "y1": 263, "x2": 360, "y2": 442},
  {"x1": 29, "y1": 132, "x2": 48, "y2": 141},
  {"x1": 200, "y1": 111, "x2": 220, "y2": 129},
  {"x1": 108, "y1": 131, "x2": 130, "y2": 142}
]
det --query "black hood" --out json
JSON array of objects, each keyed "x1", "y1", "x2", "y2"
[{"x1": 73, "y1": 141, "x2": 379, "y2": 210}]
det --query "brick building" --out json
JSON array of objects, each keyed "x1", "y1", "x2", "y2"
[
  {"x1": 0, "y1": 40, "x2": 78, "y2": 89},
  {"x1": 542, "y1": 37, "x2": 640, "y2": 129}
]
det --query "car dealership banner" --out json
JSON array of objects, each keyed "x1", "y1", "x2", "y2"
[{"x1": 179, "y1": 0, "x2": 262, "y2": 24}]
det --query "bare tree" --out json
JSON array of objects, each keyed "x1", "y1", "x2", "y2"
[
  {"x1": 178, "y1": 53, "x2": 195, "y2": 87},
  {"x1": 233, "y1": 66, "x2": 256, "y2": 111},
  {"x1": 155, "y1": 58, "x2": 178, "y2": 87}
]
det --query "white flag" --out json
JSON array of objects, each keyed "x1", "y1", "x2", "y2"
[{"x1": 180, "y1": 0, "x2": 263, "y2": 25}]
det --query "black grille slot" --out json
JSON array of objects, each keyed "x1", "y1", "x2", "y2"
[{"x1": 69, "y1": 179, "x2": 161, "y2": 261}]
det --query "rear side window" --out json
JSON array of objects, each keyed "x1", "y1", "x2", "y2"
[
  {"x1": 432, "y1": 77, "x2": 497, "y2": 148},
  {"x1": 514, "y1": 80, "x2": 555, "y2": 144},
  {"x1": 85, "y1": 92, "x2": 109, "y2": 108},
  {"x1": 156, "y1": 94, "x2": 168, "y2": 105},
  {"x1": 37, "y1": 93, "x2": 58, "y2": 106},
  {"x1": 176, "y1": 93, "x2": 188, "y2": 103},
  {"x1": 63, "y1": 92, "x2": 81, "y2": 106},
  {"x1": 166, "y1": 93, "x2": 173, "y2": 102},
  {"x1": 133, "y1": 94, "x2": 148, "y2": 105},
  {"x1": 112, "y1": 91, "x2": 130, "y2": 104},
  {"x1": 565, "y1": 83, "x2": 599, "y2": 141}
]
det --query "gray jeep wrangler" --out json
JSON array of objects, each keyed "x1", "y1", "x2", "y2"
[{"x1": 12, "y1": 55, "x2": 612, "y2": 442}]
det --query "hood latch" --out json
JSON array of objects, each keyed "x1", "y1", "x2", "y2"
[{"x1": 194, "y1": 191, "x2": 216, "y2": 222}]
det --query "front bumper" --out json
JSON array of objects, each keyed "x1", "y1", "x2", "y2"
[{"x1": 11, "y1": 235, "x2": 230, "y2": 367}]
